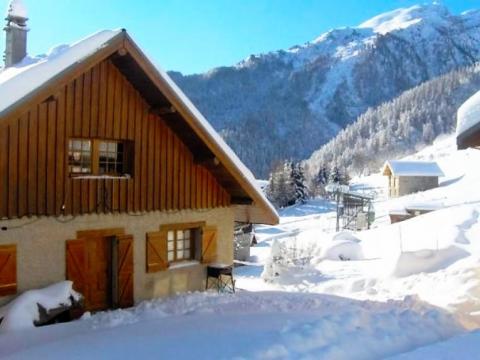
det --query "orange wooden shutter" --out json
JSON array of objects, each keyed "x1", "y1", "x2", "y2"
[
  {"x1": 202, "y1": 226, "x2": 217, "y2": 264},
  {"x1": 0, "y1": 244, "x2": 17, "y2": 296},
  {"x1": 117, "y1": 235, "x2": 134, "y2": 308},
  {"x1": 66, "y1": 239, "x2": 87, "y2": 298},
  {"x1": 146, "y1": 231, "x2": 168, "y2": 272}
]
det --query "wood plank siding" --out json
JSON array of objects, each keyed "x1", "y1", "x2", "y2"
[{"x1": 0, "y1": 59, "x2": 230, "y2": 219}]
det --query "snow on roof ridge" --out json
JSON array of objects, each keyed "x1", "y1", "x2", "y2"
[
  {"x1": 456, "y1": 90, "x2": 480, "y2": 137},
  {"x1": 6, "y1": 0, "x2": 27, "y2": 18},
  {"x1": 383, "y1": 160, "x2": 444, "y2": 177},
  {"x1": 0, "y1": 29, "x2": 122, "y2": 115}
]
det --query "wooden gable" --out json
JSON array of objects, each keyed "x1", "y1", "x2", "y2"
[
  {"x1": 0, "y1": 58, "x2": 230, "y2": 218},
  {"x1": 0, "y1": 30, "x2": 279, "y2": 224}
]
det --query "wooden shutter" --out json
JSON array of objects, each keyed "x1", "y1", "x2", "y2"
[
  {"x1": 202, "y1": 226, "x2": 217, "y2": 264},
  {"x1": 66, "y1": 239, "x2": 87, "y2": 297},
  {"x1": 116, "y1": 235, "x2": 134, "y2": 308},
  {"x1": 146, "y1": 231, "x2": 168, "y2": 272},
  {"x1": 0, "y1": 245, "x2": 17, "y2": 296}
]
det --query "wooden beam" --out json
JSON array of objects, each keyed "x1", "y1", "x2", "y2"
[
  {"x1": 231, "y1": 197, "x2": 253, "y2": 205},
  {"x1": 149, "y1": 105, "x2": 176, "y2": 116}
]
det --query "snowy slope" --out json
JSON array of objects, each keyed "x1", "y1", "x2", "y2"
[
  {"x1": 171, "y1": 4, "x2": 480, "y2": 176},
  {"x1": 238, "y1": 134, "x2": 480, "y2": 329}
]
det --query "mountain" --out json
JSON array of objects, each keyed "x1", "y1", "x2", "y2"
[
  {"x1": 170, "y1": 4, "x2": 480, "y2": 177},
  {"x1": 304, "y1": 63, "x2": 480, "y2": 179}
]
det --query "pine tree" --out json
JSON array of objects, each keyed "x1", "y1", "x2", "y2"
[{"x1": 290, "y1": 161, "x2": 308, "y2": 204}]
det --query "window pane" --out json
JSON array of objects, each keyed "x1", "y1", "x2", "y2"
[
  {"x1": 167, "y1": 231, "x2": 174, "y2": 241},
  {"x1": 168, "y1": 241, "x2": 174, "y2": 251},
  {"x1": 177, "y1": 230, "x2": 183, "y2": 240},
  {"x1": 184, "y1": 250, "x2": 190, "y2": 258},
  {"x1": 177, "y1": 250, "x2": 183, "y2": 259},
  {"x1": 168, "y1": 252, "x2": 174, "y2": 261},
  {"x1": 184, "y1": 230, "x2": 191, "y2": 239},
  {"x1": 177, "y1": 240, "x2": 184, "y2": 250}
]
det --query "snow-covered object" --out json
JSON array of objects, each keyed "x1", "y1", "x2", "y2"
[
  {"x1": 0, "y1": 281, "x2": 81, "y2": 332},
  {"x1": 0, "y1": 30, "x2": 122, "y2": 115},
  {"x1": 6, "y1": 0, "x2": 27, "y2": 19},
  {"x1": 383, "y1": 160, "x2": 444, "y2": 177},
  {"x1": 456, "y1": 89, "x2": 480, "y2": 138},
  {"x1": 321, "y1": 239, "x2": 364, "y2": 261}
]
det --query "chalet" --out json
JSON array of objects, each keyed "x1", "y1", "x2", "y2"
[
  {"x1": 0, "y1": 3, "x2": 278, "y2": 311},
  {"x1": 382, "y1": 160, "x2": 444, "y2": 198},
  {"x1": 457, "y1": 90, "x2": 480, "y2": 149}
]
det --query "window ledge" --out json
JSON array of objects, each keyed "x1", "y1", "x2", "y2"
[
  {"x1": 168, "y1": 260, "x2": 200, "y2": 270},
  {"x1": 71, "y1": 175, "x2": 131, "y2": 180}
]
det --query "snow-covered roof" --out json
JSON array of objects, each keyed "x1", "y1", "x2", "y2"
[
  {"x1": 456, "y1": 90, "x2": 480, "y2": 146},
  {"x1": 0, "y1": 29, "x2": 279, "y2": 225},
  {"x1": 0, "y1": 30, "x2": 122, "y2": 115},
  {"x1": 382, "y1": 160, "x2": 444, "y2": 177},
  {"x1": 6, "y1": 0, "x2": 27, "y2": 18}
]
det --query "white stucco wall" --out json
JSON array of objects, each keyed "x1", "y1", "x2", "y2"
[{"x1": 0, "y1": 207, "x2": 235, "y2": 306}]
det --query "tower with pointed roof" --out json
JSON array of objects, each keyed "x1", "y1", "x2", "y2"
[{"x1": 4, "y1": 0, "x2": 29, "y2": 67}]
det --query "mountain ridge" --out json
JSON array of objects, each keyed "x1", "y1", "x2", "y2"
[{"x1": 169, "y1": 3, "x2": 480, "y2": 177}]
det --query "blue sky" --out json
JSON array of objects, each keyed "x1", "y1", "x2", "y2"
[{"x1": 0, "y1": 0, "x2": 478, "y2": 74}]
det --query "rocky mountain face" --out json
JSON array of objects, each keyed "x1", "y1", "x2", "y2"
[{"x1": 170, "y1": 4, "x2": 480, "y2": 177}]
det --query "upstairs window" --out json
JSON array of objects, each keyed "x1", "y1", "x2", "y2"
[
  {"x1": 68, "y1": 139, "x2": 133, "y2": 177},
  {"x1": 99, "y1": 141, "x2": 125, "y2": 175},
  {"x1": 68, "y1": 139, "x2": 92, "y2": 174}
]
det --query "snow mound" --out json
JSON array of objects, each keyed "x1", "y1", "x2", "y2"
[
  {"x1": 457, "y1": 89, "x2": 480, "y2": 137},
  {"x1": 392, "y1": 246, "x2": 470, "y2": 278},
  {"x1": 0, "y1": 281, "x2": 81, "y2": 333},
  {"x1": 321, "y1": 238, "x2": 364, "y2": 261}
]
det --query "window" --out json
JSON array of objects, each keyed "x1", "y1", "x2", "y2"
[
  {"x1": 68, "y1": 139, "x2": 133, "y2": 177},
  {"x1": 68, "y1": 139, "x2": 92, "y2": 174},
  {"x1": 167, "y1": 229, "x2": 193, "y2": 262},
  {"x1": 99, "y1": 141, "x2": 125, "y2": 175}
]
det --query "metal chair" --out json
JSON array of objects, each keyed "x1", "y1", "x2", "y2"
[{"x1": 206, "y1": 264, "x2": 235, "y2": 293}]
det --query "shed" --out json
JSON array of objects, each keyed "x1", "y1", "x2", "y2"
[{"x1": 382, "y1": 160, "x2": 444, "y2": 198}]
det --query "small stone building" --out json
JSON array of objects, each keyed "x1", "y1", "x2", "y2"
[{"x1": 382, "y1": 160, "x2": 444, "y2": 198}]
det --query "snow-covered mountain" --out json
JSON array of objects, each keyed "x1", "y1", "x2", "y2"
[{"x1": 170, "y1": 4, "x2": 480, "y2": 177}]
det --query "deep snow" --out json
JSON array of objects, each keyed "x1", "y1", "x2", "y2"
[{"x1": 0, "y1": 292, "x2": 462, "y2": 360}]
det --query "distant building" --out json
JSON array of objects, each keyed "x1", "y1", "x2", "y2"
[
  {"x1": 457, "y1": 90, "x2": 480, "y2": 149},
  {"x1": 382, "y1": 160, "x2": 444, "y2": 198},
  {"x1": 389, "y1": 201, "x2": 443, "y2": 224}
]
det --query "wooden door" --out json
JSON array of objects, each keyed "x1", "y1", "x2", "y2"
[
  {"x1": 85, "y1": 236, "x2": 111, "y2": 311},
  {"x1": 67, "y1": 232, "x2": 134, "y2": 311}
]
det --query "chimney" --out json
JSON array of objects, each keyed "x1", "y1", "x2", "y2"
[{"x1": 4, "y1": 0, "x2": 28, "y2": 67}]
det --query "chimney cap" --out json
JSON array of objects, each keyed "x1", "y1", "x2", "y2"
[{"x1": 6, "y1": 0, "x2": 28, "y2": 20}]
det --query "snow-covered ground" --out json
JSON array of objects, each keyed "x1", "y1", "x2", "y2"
[
  {"x1": 0, "y1": 292, "x2": 462, "y2": 359},
  {"x1": 2, "y1": 133, "x2": 480, "y2": 359}
]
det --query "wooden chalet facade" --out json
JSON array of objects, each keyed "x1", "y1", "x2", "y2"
[{"x1": 0, "y1": 28, "x2": 278, "y2": 311}]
